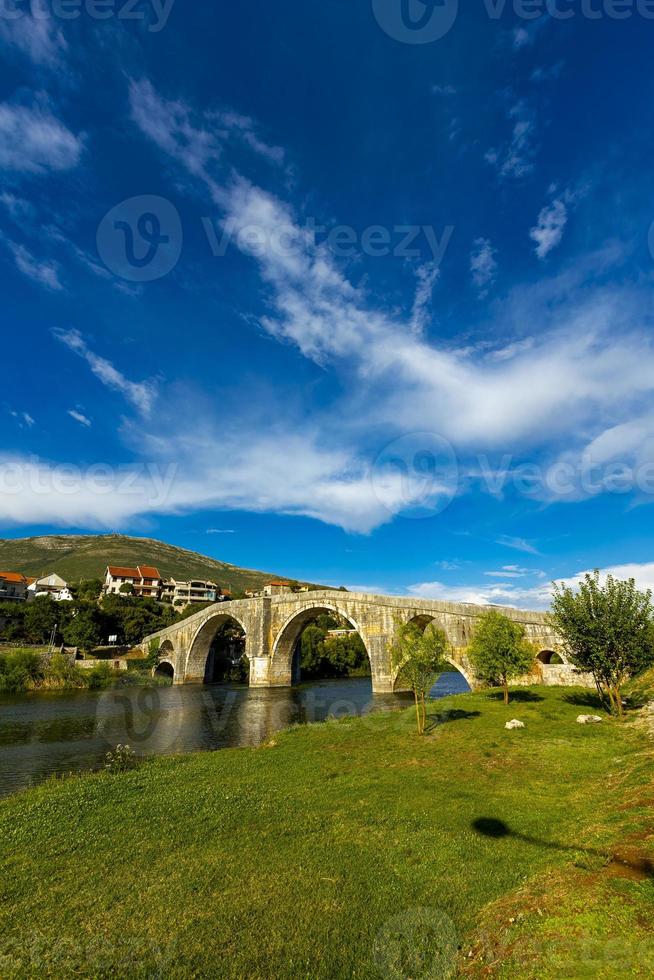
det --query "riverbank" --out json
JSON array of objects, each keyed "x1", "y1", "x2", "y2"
[
  {"x1": 0, "y1": 647, "x2": 170, "y2": 695},
  {"x1": 1, "y1": 686, "x2": 652, "y2": 977}
]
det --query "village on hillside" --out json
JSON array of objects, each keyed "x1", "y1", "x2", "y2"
[{"x1": 0, "y1": 562, "x2": 312, "y2": 609}]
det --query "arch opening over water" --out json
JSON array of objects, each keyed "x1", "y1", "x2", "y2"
[
  {"x1": 393, "y1": 613, "x2": 473, "y2": 693},
  {"x1": 154, "y1": 661, "x2": 175, "y2": 680},
  {"x1": 271, "y1": 604, "x2": 372, "y2": 687},
  {"x1": 186, "y1": 613, "x2": 248, "y2": 684}
]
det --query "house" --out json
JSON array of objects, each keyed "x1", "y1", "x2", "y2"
[
  {"x1": 161, "y1": 579, "x2": 228, "y2": 607},
  {"x1": 263, "y1": 581, "x2": 292, "y2": 596},
  {"x1": 0, "y1": 572, "x2": 30, "y2": 602},
  {"x1": 104, "y1": 565, "x2": 162, "y2": 598},
  {"x1": 27, "y1": 573, "x2": 73, "y2": 602}
]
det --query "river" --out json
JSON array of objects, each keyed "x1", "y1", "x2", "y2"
[{"x1": 0, "y1": 672, "x2": 470, "y2": 798}]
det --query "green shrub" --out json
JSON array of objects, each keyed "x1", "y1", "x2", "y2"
[{"x1": 0, "y1": 649, "x2": 43, "y2": 693}]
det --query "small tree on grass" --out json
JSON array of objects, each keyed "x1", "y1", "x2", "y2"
[
  {"x1": 549, "y1": 571, "x2": 654, "y2": 717},
  {"x1": 389, "y1": 620, "x2": 449, "y2": 735},
  {"x1": 468, "y1": 610, "x2": 535, "y2": 705}
]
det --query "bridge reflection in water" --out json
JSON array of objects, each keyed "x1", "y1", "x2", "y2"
[{"x1": 0, "y1": 673, "x2": 471, "y2": 798}]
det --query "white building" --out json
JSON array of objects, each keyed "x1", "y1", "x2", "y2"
[
  {"x1": 161, "y1": 579, "x2": 228, "y2": 607},
  {"x1": 27, "y1": 573, "x2": 73, "y2": 602},
  {"x1": 104, "y1": 565, "x2": 162, "y2": 598}
]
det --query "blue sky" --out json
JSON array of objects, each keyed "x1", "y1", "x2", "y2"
[{"x1": 2, "y1": 1, "x2": 654, "y2": 607}]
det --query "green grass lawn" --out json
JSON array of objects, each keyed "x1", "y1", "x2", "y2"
[{"x1": 0, "y1": 686, "x2": 652, "y2": 978}]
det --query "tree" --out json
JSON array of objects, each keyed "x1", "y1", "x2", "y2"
[
  {"x1": 63, "y1": 607, "x2": 105, "y2": 653},
  {"x1": 73, "y1": 579, "x2": 103, "y2": 601},
  {"x1": 300, "y1": 624, "x2": 326, "y2": 676},
  {"x1": 119, "y1": 583, "x2": 135, "y2": 595},
  {"x1": 389, "y1": 620, "x2": 449, "y2": 735},
  {"x1": 468, "y1": 610, "x2": 535, "y2": 706},
  {"x1": 24, "y1": 596, "x2": 65, "y2": 645},
  {"x1": 549, "y1": 571, "x2": 654, "y2": 717}
]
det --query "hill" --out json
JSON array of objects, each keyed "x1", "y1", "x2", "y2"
[{"x1": 0, "y1": 534, "x2": 306, "y2": 595}]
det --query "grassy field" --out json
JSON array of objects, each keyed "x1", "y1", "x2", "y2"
[{"x1": 0, "y1": 686, "x2": 652, "y2": 978}]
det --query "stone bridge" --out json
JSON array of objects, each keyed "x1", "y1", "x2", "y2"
[{"x1": 142, "y1": 590, "x2": 582, "y2": 693}]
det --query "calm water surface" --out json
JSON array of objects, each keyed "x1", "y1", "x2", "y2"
[{"x1": 0, "y1": 672, "x2": 469, "y2": 798}]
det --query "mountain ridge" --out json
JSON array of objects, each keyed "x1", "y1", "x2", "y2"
[{"x1": 0, "y1": 534, "x2": 310, "y2": 594}]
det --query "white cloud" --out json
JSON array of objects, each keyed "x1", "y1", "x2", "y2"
[
  {"x1": 0, "y1": 102, "x2": 82, "y2": 173},
  {"x1": 3, "y1": 78, "x2": 632, "y2": 534},
  {"x1": 410, "y1": 262, "x2": 439, "y2": 334},
  {"x1": 68, "y1": 409, "x2": 92, "y2": 428},
  {"x1": 128, "y1": 79, "x2": 282, "y2": 188},
  {"x1": 52, "y1": 329, "x2": 156, "y2": 416},
  {"x1": 484, "y1": 565, "x2": 530, "y2": 578},
  {"x1": 10, "y1": 410, "x2": 35, "y2": 429},
  {"x1": 496, "y1": 535, "x2": 540, "y2": 555},
  {"x1": 0, "y1": 11, "x2": 67, "y2": 66},
  {"x1": 531, "y1": 62, "x2": 563, "y2": 84},
  {"x1": 6, "y1": 241, "x2": 63, "y2": 290},
  {"x1": 432, "y1": 84, "x2": 456, "y2": 95},
  {"x1": 408, "y1": 561, "x2": 654, "y2": 611},
  {"x1": 470, "y1": 238, "x2": 497, "y2": 296},
  {"x1": 530, "y1": 198, "x2": 568, "y2": 259},
  {"x1": 485, "y1": 100, "x2": 536, "y2": 180}
]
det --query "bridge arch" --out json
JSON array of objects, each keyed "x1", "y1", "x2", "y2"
[
  {"x1": 537, "y1": 649, "x2": 565, "y2": 665},
  {"x1": 154, "y1": 660, "x2": 175, "y2": 680},
  {"x1": 391, "y1": 613, "x2": 476, "y2": 690},
  {"x1": 153, "y1": 639, "x2": 177, "y2": 681},
  {"x1": 270, "y1": 603, "x2": 372, "y2": 686},
  {"x1": 185, "y1": 611, "x2": 249, "y2": 683}
]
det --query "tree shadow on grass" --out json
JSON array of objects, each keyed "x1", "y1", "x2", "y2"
[
  {"x1": 564, "y1": 690, "x2": 649, "y2": 712},
  {"x1": 486, "y1": 690, "x2": 544, "y2": 703},
  {"x1": 424, "y1": 710, "x2": 481, "y2": 734},
  {"x1": 563, "y1": 691, "x2": 608, "y2": 711},
  {"x1": 471, "y1": 817, "x2": 654, "y2": 880}
]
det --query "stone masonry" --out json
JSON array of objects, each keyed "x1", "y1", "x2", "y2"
[{"x1": 141, "y1": 590, "x2": 591, "y2": 693}]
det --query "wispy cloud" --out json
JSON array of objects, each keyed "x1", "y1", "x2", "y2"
[
  {"x1": 496, "y1": 535, "x2": 540, "y2": 555},
  {"x1": 470, "y1": 238, "x2": 497, "y2": 296},
  {"x1": 0, "y1": 101, "x2": 83, "y2": 173},
  {"x1": 52, "y1": 328, "x2": 156, "y2": 416},
  {"x1": 530, "y1": 186, "x2": 583, "y2": 259},
  {"x1": 408, "y1": 561, "x2": 654, "y2": 611},
  {"x1": 530, "y1": 198, "x2": 568, "y2": 259},
  {"x1": 485, "y1": 100, "x2": 537, "y2": 180},
  {"x1": 68, "y1": 409, "x2": 92, "y2": 428},
  {"x1": 5, "y1": 240, "x2": 63, "y2": 290},
  {"x1": 0, "y1": 10, "x2": 67, "y2": 66},
  {"x1": 10, "y1": 410, "x2": 35, "y2": 429}
]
